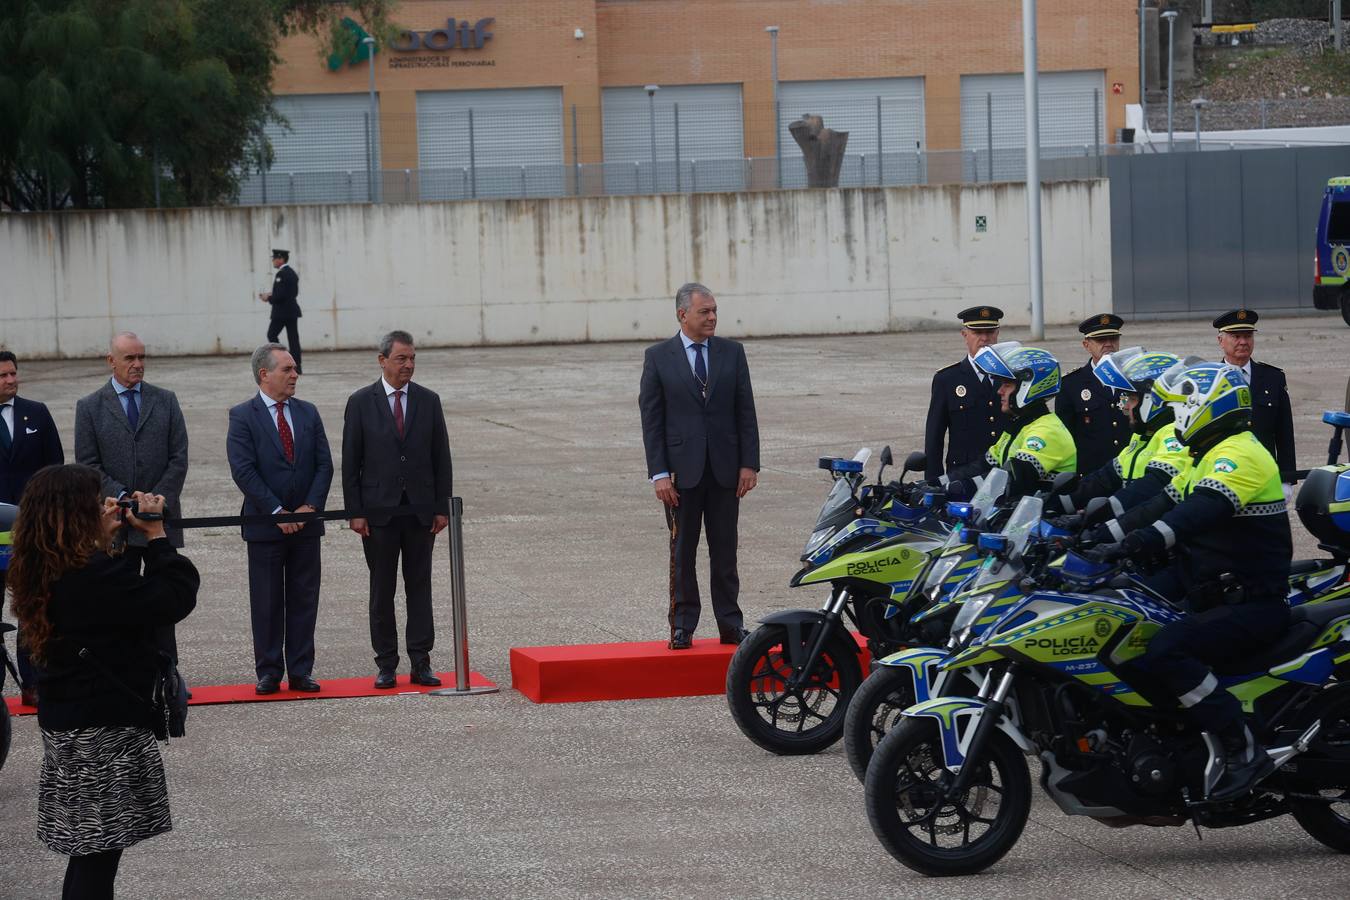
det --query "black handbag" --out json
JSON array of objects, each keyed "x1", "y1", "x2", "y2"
[{"x1": 79, "y1": 647, "x2": 188, "y2": 742}]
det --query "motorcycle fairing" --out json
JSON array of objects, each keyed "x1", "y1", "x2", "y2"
[
  {"x1": 875, "y1": 647, "x2": 948, "y2": 702},
  {"x1": 901, "y1": 696, "x2": 1035, "y2": 772}
]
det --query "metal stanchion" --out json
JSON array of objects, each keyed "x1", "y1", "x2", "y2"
[{"x1": 430, "y1": 497, "x2": 497, "y2": 697}]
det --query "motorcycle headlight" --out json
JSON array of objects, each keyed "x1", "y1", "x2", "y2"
[
  {"x1": 952, "y1": 591, "x2": 996, "y2": 635},
  {"x1": 802, "y1": 526, "x2": 836, "y2": 558}
]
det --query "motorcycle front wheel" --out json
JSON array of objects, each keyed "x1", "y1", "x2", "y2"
[
  {"x1": 843, "y1": 665, "x2": 916, "y2": 782},
  {"x1": 1288, "y1": 687, "x2": 1350, "y2": 853},
  {"x1": 725, "y1": 623, "x2": 863, "y2": 755},
  {"x1": 865, "y1": 718, "x2": 1030, "y2": 876}
]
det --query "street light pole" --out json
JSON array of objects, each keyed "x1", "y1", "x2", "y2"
[
  {"x1": 1191, "y1": 97, "x2": 1207, "y2": 151},
  {"x1": 766, "y1": 26, "x2": 780, "y2": 189},
  {"x1": 645, "y1": 85, "x2": 660, "y2": 193},
  {"x1": 1023, "y1": 0, "x2": 1044, "y2": 341},
  {"x1": 1138, "y1": 0, "x2": 1147, "y2": 126},
  {"x1": 1162, "y1": 9, "x2": 1178, "y2": 152},
  {"x1": 363, "y1": 35, "x2": 379, "y2": 202}
]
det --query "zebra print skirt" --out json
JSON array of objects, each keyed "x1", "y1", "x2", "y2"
[{"x1": 38, "y1": 726, "x2": 172, "y2": 856}]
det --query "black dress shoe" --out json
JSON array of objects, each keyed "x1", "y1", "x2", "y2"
[
  {"x1": 669, "y1": 629, "x2": 692, "y2": 650},
  {"x1": 719, "y1": 627, "x2": 751, "y2": 646},
  {"x1": 255, "y1": 676, "x2": 281, "y2": 695},
  {"x1": 288, "y1": 675, "x2": 321, "y2": 693},
  {"x1": 410, "y1": 667, "x2": 442, "y2": 687},
  {"x1": 374, "y1": 670, "x2": 398, "y2": 689}
]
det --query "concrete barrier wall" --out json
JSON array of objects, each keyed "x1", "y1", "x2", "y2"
[{"x1": 2, "y1": 182, "x2": 1111, "y2": 358}]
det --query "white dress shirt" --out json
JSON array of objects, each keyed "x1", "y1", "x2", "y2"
[{"x1": 382, "y1": 377, "x2": 409, "y2": 419}]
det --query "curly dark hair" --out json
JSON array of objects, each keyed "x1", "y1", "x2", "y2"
[{"x1": 6, "y1": 464, "x2": 110, "y2": 664}]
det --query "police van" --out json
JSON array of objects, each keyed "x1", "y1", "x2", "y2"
[{"x1": 1313, "y1": 176, "x2": 1350, "y2": 325}]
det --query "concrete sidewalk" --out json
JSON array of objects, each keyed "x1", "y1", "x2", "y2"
[{"x1": 3, "y1": 317, "x2": 1349, "y2": 898}]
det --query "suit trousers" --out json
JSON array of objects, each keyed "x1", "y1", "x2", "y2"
[
  {"x1": 266, "y1": 318, "x2": 302, "y2": 373},
  {"x1": 665, "y1": 472, "x2": 743, "y2": 635},
  {"x1": 246, "y1": 536, "x2": 321, "y2": 680},
  {"x1": 362, "y1": 515, "x2": 436, "y2": 671},
  {"x1": 117, "y1": 545, "x2": 180, "y2": 664}
]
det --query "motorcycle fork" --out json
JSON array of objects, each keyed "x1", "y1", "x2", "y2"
[
  {"x1": 784, "y1": 588, "x2": 851, "y2": 690},
  {"x1": 949, "y1": 666, "x2": 1018, "y2": 794}
]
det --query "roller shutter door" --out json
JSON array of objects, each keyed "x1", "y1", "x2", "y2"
[
  {"x1": 777, "y1": 77, "x2": 926, "y2": 189},
  {"x1": 417, "y1": 87, "x2": 564, "y2": 200},
  {"x1": 960, "y1": 71, "x2": 1106, "y2": 182},
  {"x1": 601, "y1": 84, "x2": 744, "y2": 194},
  {"x1": 243, "y1": 93, "x2": 381, "y2": 204}
]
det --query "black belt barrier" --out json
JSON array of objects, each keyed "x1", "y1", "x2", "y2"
[{"x1": 151, "y1": 497, "x2": 497, "y2": 697}]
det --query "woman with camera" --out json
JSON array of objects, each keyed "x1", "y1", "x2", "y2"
[{"x1": 8, "y1": 464, "x2": 199, "y2": 899}]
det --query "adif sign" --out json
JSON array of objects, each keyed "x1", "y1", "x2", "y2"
[{"x1": 392, "y1": 18, "x2": 495, "y2": 52}]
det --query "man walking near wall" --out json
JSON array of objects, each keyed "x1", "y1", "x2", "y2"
[
  {"x1": 639, "y1": 282, "x2": 760, "y2": 650},
  {"x1": 260, "y1": 249, "x2": 303, "y2": 374},
  {"x1": 1056, "y1": 314, "x2": 1130, "y2": 474},
  {"x1": 343, "y1": 330, "x2": 453, "y2": 689},
  {"x1": 74, "y1": 332, "x2": 189, "y2": 658},
  {"x1": 227, "y1": 344, "x2": 332, "y2": 695},
  {"x1": 0, "y1": 350, "x2": 64, "y2": 707}
]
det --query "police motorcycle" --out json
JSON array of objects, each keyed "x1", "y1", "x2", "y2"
[
  {"x1": 843, "y1": 486, "x2": 1080, "y2": 782},
  {"x1": 725, "y1": 446, "x2": 958, "y2": 755},
  {"x1": 1, "y1": 502, "x2": 18, "y2": 771},
  {"x1": 863, "y1": 508, "x2": 1350, "y2": 876}
]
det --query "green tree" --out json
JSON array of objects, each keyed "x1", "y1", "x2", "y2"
[{"x1": 0, "y1": 0, "x2": 397, "y2": 210}]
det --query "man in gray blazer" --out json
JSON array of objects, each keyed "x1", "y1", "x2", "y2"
[
  {"x1": 75, "y1": 332, "x2": 190, "y2": 656},
  {"x1": 342, "y1": 330, "x2": 453, "y2": 689},
  {"x1": 639, "y1": 283, "x2": 760, "y2": 650},
  {"x1": 227, "y1": 344, "x2": 332, "y2": 695}
]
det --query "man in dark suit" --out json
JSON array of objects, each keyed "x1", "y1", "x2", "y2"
[
  {"x1": 923, "y1": 306, "x2": 1008, "y2": 482},
  {"x1": 1056, "y1": 313, "x2": 1130, "y2": 474},
  {"x1": 74, "y1": 332, "x2": 189, "y2": 658},
  {"x1": 342, "y1": 330, "x2": 452, "y2": 689},
  {"x1": 227, "y1": 344, "x2": 332, "y2": 695},
  {"x1": 0, "y1": 350, "x2": 64, "y2": 706},
  {"x1": 639, "y1": 282, "x2": 760, "y2": 650},
  {"x1": 260, "y1": 249, "x2": 303, "y2": 374},
  {"x1": 1214, "y1": 309, "x2": 1297, "y2": 485}
]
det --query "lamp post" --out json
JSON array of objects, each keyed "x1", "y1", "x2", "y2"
[
  {"x1": 1023, "y1": 0, "x2": 1044, "y2": 341},
  {"x1": 645, "y1": 85, "x2": 660, "y2": 193},
  {"x1": 1138, "y1": 0, "x2": 1147, "y2": 127},
  {"x1": 363, "y1": 35, "x2": 379, "y2": 202},
  {"x1": 766, "y1": 25, "x2": 780, "y2": 188},
  {"x1": 1191, "y1": 97, "x2": 1208, "y2": 151},
  {"x1": 1162, "y1": 9, "x2": 1178, "y2": 152}
]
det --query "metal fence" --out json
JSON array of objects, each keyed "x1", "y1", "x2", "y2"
[
  {"x1": 1145, "y1": 96, "x2": 1350, "y2": 134},
  {"x1": 236, "y1": 92, "x2": 1112, "y2": 205}
]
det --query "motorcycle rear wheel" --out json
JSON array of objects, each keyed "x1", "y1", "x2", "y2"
[
  {"x1": 725, "y1": 623, "x2": 862, "y2": 755},
  {"x1": 865, "y1": 718, "x2": 1030, "y2": 876},
  {"x1": 1289, "y1": 689, "x2": 1350, "y2": 853},
  {"x1": 843, "y1": 665, "x2": 915, "y2": 783}
]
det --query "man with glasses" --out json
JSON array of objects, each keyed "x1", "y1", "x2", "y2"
[{"x1": 1213, "y1": 308, "x2": 1297, "y2": 487}]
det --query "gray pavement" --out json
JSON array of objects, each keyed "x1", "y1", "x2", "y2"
[{"x1": 4, "y1": 316, "x2": 1350, "y2": 898}]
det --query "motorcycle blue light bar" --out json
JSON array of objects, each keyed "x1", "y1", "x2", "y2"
[
  {"x1": 977, "y1": 533, "x2": 1010, "y2": 552},
  {"x1": 920, "y1": 492, "x2": 937, "y2": 508},
  {"x1": 946, "y1": 501, "x2": 972, "y2": 520},
  {"x1": 830, "y1": 458, "x2": 865, "y2": 474},
  {"x1": 1323, "y1": 411, "x2": 1350, "y2": 428}
]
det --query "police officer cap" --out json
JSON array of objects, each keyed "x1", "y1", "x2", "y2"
[
  {"x1": 271, "y1": 248, "x2": 290, "y2": 262},
  {"x1": 1078, "y1": 313, "x2": 1123, "y2": 338},
  {"x1": 957, "y1": 305, "x2": 1004, "y2": 330},
  {"x1": 1212, "y1": 308, "x2": 1258, "y2": 333}
]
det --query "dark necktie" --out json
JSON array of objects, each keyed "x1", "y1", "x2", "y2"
[
  {"x1": 276, "y1": 400, "x2": 295, "y2": 463},
  {"x1": 692, "y1": 343, "x2": 707, "y2": 398},
  {"x1": 393, "y1": 390, "x2": 405, "y2": 438},
  {"x1": 0, "y1": 404, "x2": 11, "y2": 454},
  {"x1": 125, "y1": 390, "x2": 139, "y2": 431}
]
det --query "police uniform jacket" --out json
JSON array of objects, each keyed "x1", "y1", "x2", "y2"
[
  {"x1": 269, "y1": 264, "x2": 302, "y2": 322},
  {"x1": 924, "y1": 359, "x2": 1006, "y2": 481},
  {"x1": 1110, "y1": 430, "x2": 1292, "y2": 602},
  {"x1": 1246, "y1": 360, "x2": 1297, "y2": 482},
  {"x1": 1056, "y1": 362, "x2": 1128, "y2": 476}
]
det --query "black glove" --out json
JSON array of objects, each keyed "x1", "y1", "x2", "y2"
[
  {"x1": 1083, "y1": 541, "x2": 1127, "y2": 563},
  {"x1": 1081, "y1": 525, "x2": 1114, "y2": 546},
  {"x1": 944, "y1": 481, "x2": 970, "y2": 502},
  {"x1": 1047, "y1": 514, "x2": 1084, "y2": 532},
  {"x1": 1120, "y1": 527, "x2": 1161, "y2": 559}
]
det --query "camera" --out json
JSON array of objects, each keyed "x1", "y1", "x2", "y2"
[{"x1": 118, "y1": 498, "x2": 163, "y2": 521}]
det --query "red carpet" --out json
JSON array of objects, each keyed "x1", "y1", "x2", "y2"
[
  {"x1": 510, "y1": 634, "x2": 869, "y2": 704},
  {"x1": 4, "y1": 671, "x2": 496, "y2": 717}
]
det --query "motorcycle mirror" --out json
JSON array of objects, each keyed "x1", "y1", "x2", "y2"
[
  {"x1": 903, "y1": 450, "x2": 926, "y2": 473},
  {"x1": 876, "y1": 445, "x2": 893, "y2": 484}
]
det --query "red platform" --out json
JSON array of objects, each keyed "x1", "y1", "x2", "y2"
[
  {"x1": 510, "y1": 634, "x2": 868, "y2": 704},
  {"x1": 4, "y1": 670, "x2": 496, "y2": 717}
]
